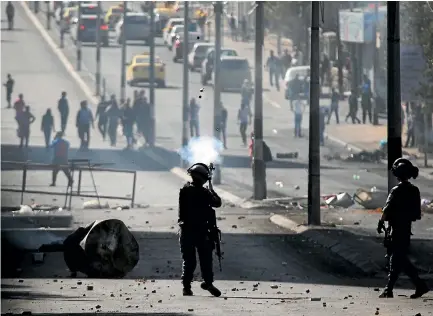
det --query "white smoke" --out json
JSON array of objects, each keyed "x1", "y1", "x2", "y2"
[{"x1": 178, "y1": 136, "x2": 224, "y2": 167}]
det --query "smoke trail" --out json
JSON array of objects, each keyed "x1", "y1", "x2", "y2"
[{"x1": 178, "y1": 136, "x2": 224, "y2": 167}]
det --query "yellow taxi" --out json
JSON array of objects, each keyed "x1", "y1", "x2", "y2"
[
  {"x1": 126, "y1": 54, "x2": 166, "y2": 88},
  {"x1": 104, "y1": 4, "x2": 126, "y2": 30}
]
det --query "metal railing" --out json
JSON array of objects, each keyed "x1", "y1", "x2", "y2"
[{"x1": 2, "y1": 160, "x2": 137, "y2": 209}]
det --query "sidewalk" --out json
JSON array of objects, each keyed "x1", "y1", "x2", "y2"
[
  {"x1": 326, "y1": 124, "x2": 433, "y2": 179},
  {"x1": 271, "y1": 204, "x2": 433, "y2": 278}
]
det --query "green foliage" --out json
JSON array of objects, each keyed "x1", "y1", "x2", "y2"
[{"x1": 401, "y1": 2, "x2": 433, "y2": 110}]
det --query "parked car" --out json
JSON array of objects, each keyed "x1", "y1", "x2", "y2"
[
  {"x1": 215, "y1": 57, "x2": 252, "y2": 91},
  {"x1": 115, "y1": 12, "x2": 151, "y2": 45},
  {"x1": 188, "y1": 42, "x2": 214, "y2": 71},
  {"x1": 201, "y1": 47, "x2": 238, "y2": 85},
  {"x1": 70, "y1": 14, "x2": 109, "y2": 46}
]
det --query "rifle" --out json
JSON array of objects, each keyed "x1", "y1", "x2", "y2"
[
  {"x1": 383, "y1": 225, "x2": 392, "y2": 272},
  {"x1": 209, "y1": 225, "x2": 223, "y2": 272}
]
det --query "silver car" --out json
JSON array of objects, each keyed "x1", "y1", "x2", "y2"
[
  {"x1": 115, "y1": 12, "x2": 151, "y2": 45},
  {"x1": 217, "y1": 57, "x2": 252, "y2": 92}
]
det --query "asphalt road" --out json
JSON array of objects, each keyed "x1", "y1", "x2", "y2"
[
  {"x1": 31, "y1": 2, "x2": 433, "y2": 203},
  {"x1": 0, "y1": 3, "x2": 186, "y2": 209}
]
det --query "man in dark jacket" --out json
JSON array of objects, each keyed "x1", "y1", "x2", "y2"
[
  {"x1": 58, "y1": 91, "x2": 69, "y2": 133},
  {"x1": 95, "y1": 95, "x2": 108, "y2": 140}
]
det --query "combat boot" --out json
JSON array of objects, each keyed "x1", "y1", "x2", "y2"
[
  {"x1": 200, "y1": 282, "x2": 221, "y2": 297},
  {"x1": 410, "y1": 281, "x2": 429, "y2": 299},
  {"x1": 378, "y1": 288, "x2": 394, "y2": 298},
  {"x1": 182, "y1": 282, "x2": 193, "y2": 296}
]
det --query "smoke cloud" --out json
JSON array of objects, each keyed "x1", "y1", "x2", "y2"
[{"x1": 178, "y1": 136, "x2": 224, "y2": 167}]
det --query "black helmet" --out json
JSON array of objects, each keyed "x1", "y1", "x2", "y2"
[
  {"x1": 391, "y1": 158, "x2": 419, "y2": 180},
  {"x1": 187, "y1": 163, "x2": 210, "y2": 181}
]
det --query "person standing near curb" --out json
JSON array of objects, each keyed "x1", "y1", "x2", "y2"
[
  {"x1": 95, "y1": 95, "x2": 108, "y2": 141},
  {"x1": 58, "y1": 91, "x2": 69, "y2": 133},
  {"x1": 327, "y1": 88, "x2": 340, "y2": 125},
  {"x1": 50, "y1": 131, "x2": 73, "y2": 187},
  {"x1": 76, "y1": 100, "x2": 94, "y2": 150}
]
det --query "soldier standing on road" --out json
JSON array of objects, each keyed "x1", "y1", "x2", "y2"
[
  {"x1": 6, "y1": 2, "x2": 15, "y2": 30},
  {"x1": 17, "y1": 106, "x2": 36, "y2": 148},
  {"x1": 41, "y1": 108, "x2": 55, "y2": 149},
  {"x1": 76, "y1": 100, "x2": 94, "y2": 150},
  {"x1": 95, "y1": 95, "x2": 108, "y2": 141},
  {"x1": 122, "y1": 98, "x2": 134, "y2": 149},
  {"x1": 238, "y1": 103, "x2": 252, "y2": 146},
  {"x1": 106, "y1": 96, "x2": 121, "y2": 146},
  {"x1": 189, "y1": 98, "x2": 200, "y2": 138},
  {"x1": 50, "y1": 132, "x2": 73, "y2": 187},
  {"x1": 58, "y1": 91, "x2": 69, "y2": 133},
  {"x1": 178, "y1": 163, "x2": 222, "y2": 297},
  {"x1": 266, "y1": 50, "x2": 281, "y2": 91},
  {"x1": 327, "y1": 88, "x2": 340, "y2": 124},
  {"x1": 3, "y1": 74, "x2": 14, "y2": 108},
  {"x1": 345, "y1": 89, "x2": 361, "y2": 124},
  {"x1": 377, "y1": 158, "x2": 429, "y2": 299}
]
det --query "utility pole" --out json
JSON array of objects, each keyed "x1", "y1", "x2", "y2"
[
  {"x1": 76, "y1": 2, "x2": 82, "y2": 71},
  {"x1": 387, "y1": 2, "x2": 402, "y2": 192},
  {"x1": 253, "y1": 1, "x2": 266, "y2": 200},
  {"x1": 120, "y1": 1, "x2": 128, "y2": 103},
  {"x1": 149, "y1": 1, "x2": 156, "y2": 147},
  {"x1": 59, "y1": 1, "x2": 65, "y2": 48},
  {"x1": 336, "y1": 3, "x2": 344, "y2": 96},
  {"x1": 307, "y1": 1, "x2": 321, "y2": 226},
  {"x1": 181, "y1": 1, "x2": 189, "y2": 168},
  {"x1": 213, "y1": 1, "x2": 223, "y2": 184},
  {"x1": 95, "y1": 1, "x2": 102, "y2": 96},
  {"x1": 46, "y1": 1, "x2": 51, "y2": 30},
  {"x1": 349, "y1": 2, "x2": 357, "y2": 92},
  {"x1": 372, "y1": 2, "x2": 380, "y2": 125}
]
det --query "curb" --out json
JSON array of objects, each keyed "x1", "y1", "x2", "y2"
[
  {"x1": 270, "y1": 214, "x2": 383, "y2": 276},
  {"x1": 2, "y1": 212, "x2": 73, "y2": 229}
]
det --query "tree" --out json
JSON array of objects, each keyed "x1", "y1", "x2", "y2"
[{"x1": 401, "y1": 1, "x2": 433, "y2": 121}]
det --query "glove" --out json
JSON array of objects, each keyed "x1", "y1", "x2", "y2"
[{"x1": 377, "y1": 220, "x2": 385, "y2": 234}]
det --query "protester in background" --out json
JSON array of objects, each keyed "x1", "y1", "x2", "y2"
[
  {"x1": 3, "y1": 73, "x2": 14, "y2": 108},
  {"x1": 327, "y1": 88, "x2": 340, "y2": 124},
  {"x1": 238, "y1": 103, "x2": 252, "y2": 146},
  {"x1": 240, "y1": 79, "x2": 253, "y2": 107},
  {"x1": 405, "y1": 113, "x2": 415, "y2": 148},
  {"x1": 189, "y1": 98, "x2": 200, "y2": 138},
  {"x1": 320, "y1": 53, "x2": 331, "y2": 87},
  {"x1": 220, "y1": 103, "x2": 228, "y2": 149},
  {"x1": 76, "y1": 100, "x2": 94, "y2": 150},
  {"x1": 106, "y1": 97, "x2": 121, "y2": 146},
  {"x1": 240, "y1": 15, "x2": 247, "y2": 42},
  {"x1": 361, "y1": 75, "x2": 372, "y2": 124},
  {"x1": 346, "y1": 89, "x2": 361, "y2": 124},
  {"x1": 266, "y1": 50, "x2": 281, "y2": 91},
  {"x1": 58, "y1": 91, "x2": 69, "y2": 133},
  {"x1": 95, "y1": 95, "x2": 108, "y2": 140},
  {"x1": 6, "y1": 1, "x2": 15, "y2": 30},
  {"x1": 281, "y1": 49, "x2": 292, "y2": 76},
  {"x1": 14, "y1": 93, "x2": 25, "y2": 118},
  {"x1": 229, "y1": 13, "x2": 237, "y2": 41},
  {"x1": 41, "y1": 108, "x2": 55, "y2": 149},
  {"x1": 17, "y1": 106, "x2": 35, "y2": 148},
  {"x1": 292, "y1": 96, "x2": 305, "y2": 138},
  {"x1": 122, "y1": 98, "x2": 134, "y2": 149},
  {"x1": 50, "y1": 132, "x2": 73, "y2": 187}
]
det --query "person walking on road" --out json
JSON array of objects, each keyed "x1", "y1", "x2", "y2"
[
  {"x1": 292, "y1": 97, "x2": 305, "y2": 138},
  {"x1": 13, "y1": 93, "x2": 25, "y2": 118},
  {"x1": 189, "y1": 98, "x2": 200, "y2": 138},
  {"x1": 178, "y1": 163, "x2": 222, "y2": 297},
  {"x1": 229, "y1": 13, "x2": 237, "y2": 41},
  {"x1": 361, "y1": 75, "x2": 373, "y2": 124},
  {"x1": 377, "y1": 158, "x2": 429, "y2": 299},
  {"x1": 41, "y1": 108, "x2": 55, "y2": 149},
  {"x1": 238, "y1": 103, "x2": 252, "y2": 146},
  {"x1": 404, "y1": 113, "x2": 415, "y2": 148},
  {"x1": 76, "y1": 100, "x2": 94, "y2": 150},
  {"x1": 49, "y1": 132, "x2": 73, "y2": 187},
  {"x1": 3, "y1": 74, "x2": 14, "y2": 108},
  {"x1": 220, "y1": 103, "x2": 228, "y2": 149},
  {"x1": 6, "y1": 2, "x2": 15, "y2": 30},
  {"x1": 241, "y1": 79, "x2": 253, "y2": 107},
  {"x1": 17, "y1": 106, "x2": 36, "y2": 148},
  {"x1": 95, "y1": 95, "x2": 108, "y2": 141},
  {"x1": 319, "y1": 107, "x2": 328, "y2": 146},
  {"x1": 327, "y1": 88, "x2": 340, "y2": 124},
  {"x1": 58, "y1": 91, "x2": 69, "y2": 133},
  {"x1": 240, "y1": 15, "x2": 247, "y2": 42},
  {"x1": 281, "y1": 49, "x2": 292, "y2": 76},
  {"x1": 346, "y1": 89, "x2": 361, "y2": 124},
  {"x1": 320, "y1": 53, "x2": 331, "y2": 87},
  {"x1": 106, "y1": 97, "x2": 121, "y2": 146},
  {"x1": 121, "y1": 98, "x2": 134, "y2": 149},
  {"x1": 287, "y1": 73, "x2": 302, "y2": 110},
  {"x1": 266, "y1": 50, "x2": 281, "y2": 91}
]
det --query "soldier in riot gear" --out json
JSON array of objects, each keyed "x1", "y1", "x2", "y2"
[
  {"x1": 178, "y1": 163, "x2": 222, "y2": 297},
  {"x1": 377, "y1": 158, "x2": 429, "y2": 299}
]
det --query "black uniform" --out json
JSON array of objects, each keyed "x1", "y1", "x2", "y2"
[
  {"x1": 378, "y1": 161, "x2": 429, "y2": 299},
  {"x1": 178, "y1": 181, "x2": 222, "y2": 290}
]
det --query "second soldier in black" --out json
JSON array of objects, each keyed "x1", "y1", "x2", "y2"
[
  {"x1": 178, "y1": 163, "x2": 222, "y2": 297},
  {"x1": 377, "y1": 158, "x2": 429, "y2": 299}
]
